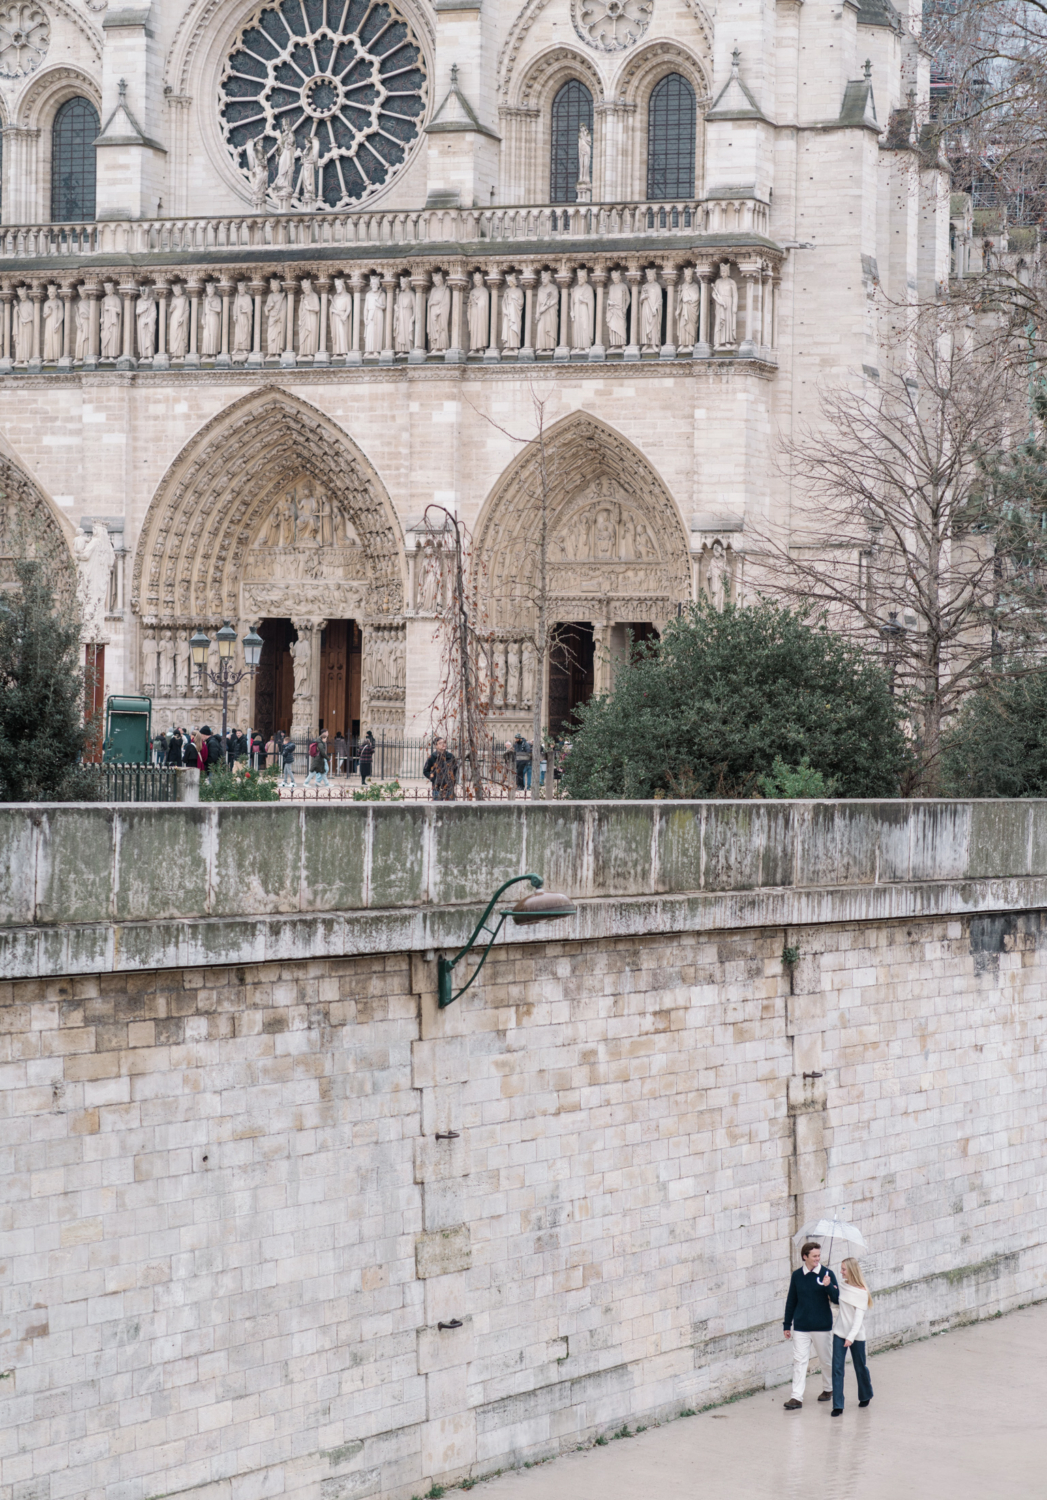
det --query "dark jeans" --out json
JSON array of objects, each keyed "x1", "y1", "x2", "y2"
[
  {"x1": 832, "y1": 1335, "x2": 873, "y2": 1409},
  {"x1": 359, "y1": 761, "x2": 371, "y2": 784}
]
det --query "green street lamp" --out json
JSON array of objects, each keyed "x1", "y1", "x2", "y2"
[
  {"x1": 437, "y1": 874, "x2": 577, "y2": 1008},
  {"x1": 191, "y1": 620, "x2": 264, "y2": 756}
]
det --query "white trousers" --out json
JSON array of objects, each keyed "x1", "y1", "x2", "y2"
[{"x1": 791, "y1": 1329, "x2": 833, "y2": 1400}]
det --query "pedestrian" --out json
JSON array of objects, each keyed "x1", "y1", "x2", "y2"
[
  {"x1": 514, "y1": 733, "x2": 532, "y2": 791},
  {"x1": 829, "y1": 1259, "x2": 874, "y2": 1416},
  {"x1": 183, "y1": 733, "x2": 199, "y2": 770},
  {"x1": 204, "y1": 725, "x2": 223, "y2": 774},
  {"x1": 503, "y1": 738, "x2": 515, "y2": 790},
  {"x1": 165, "y1": 727, "x2": 184, "y2": 766},
  {"x1": 423, "y1": 735, "x2": 457, "y2": 801},
  {"x1": 305, "y1": 730, "x2": 331, "y2": 787},
  {"x1": 252, "y1": 731, "x2": 264, "y2": 769},
  {"x1": 334, "y1": 730, "x2": 347, "y2": 777},
  {"x1": 782, "y1": 1240, "x2": 838, "y2": 1410},
  {"x1": 278, "y1": 731, "x2": 296, "y2": 787},
  {"x1": 358, "y1": 729, "x2": 375, "y2": 785}
]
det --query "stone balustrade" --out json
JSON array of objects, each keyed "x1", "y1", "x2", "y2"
[
  {"x1": 0, "y1": 247, "x2": 780, "y2": 372},
  {"x1": 0, "y1": 196, "x2": 771, "y2": 264}
]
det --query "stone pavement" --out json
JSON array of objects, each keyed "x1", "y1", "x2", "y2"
[{"x1": 474, "y1": 1304, "x2": 1047, "y2": 1500}]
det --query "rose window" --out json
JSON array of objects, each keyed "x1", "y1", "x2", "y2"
[
  {"x1": 220, "y1": 0, "x2": 427, "y2": 210},
  {"x1": 0, "y1": 2, "x2": 50, "y2": 78},
  {"x1": 571, "y1": 0, "x2": 653, "y2": 51}
]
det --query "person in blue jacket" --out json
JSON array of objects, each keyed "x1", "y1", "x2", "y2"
[{"x1": 782, "y1": 1241, "x2": 838, "y2": 1409}]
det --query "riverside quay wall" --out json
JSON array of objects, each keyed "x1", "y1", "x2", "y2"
[{"x1": 1, "y1": 799, "x2": 1047, "y2": 1500}]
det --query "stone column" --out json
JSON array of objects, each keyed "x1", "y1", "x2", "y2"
[
  {"x1": 290, "y1": 617, "x2": 326, "y2": 744},
  {"x1": 447, "y1": 269, "x2": 467, "y2": 363},
  {"x1": 520, "y1": 270, "x2": 536, "y2": 362},
  {"x1": 0, "y1": 284, "x2": 13, "y2": 371},
  {"x1": 380, "y1": 271, "x2": 396, "y2": 366},
  {"x1": 695, "y1": 263, "x2": 713, "y2": 359},
  {"x1": 248, "y1": 280, "x2": 265, "y2": 367},
  {"x1": 484, "y1": 268, "x2": 502, "y2": 363},
  {"x1": 739, "y1": 265, "x2": 757, "y2": 356},
  {"x1": 85, "y1": 282, "x2": 102, "y2": 369},
  {"x1": 349, "y1": 274, "x2": 365, "y2": 365},
  {"x1": 770, "y1": 273, "x2": 780, "y2": 352},
  {"x1": 185, "y1": 279, "x2": 201, "y2": 367},
  {"x1": 624, "y1": 266, "x2": 641, "y2": 361},
  {"x1": 281, "y1": 278, "x2": 297, "y2": 367},
  {"x1": 59, "y1": 281, "x2": 76, "y2": 368},
  {"x1": 29, "y1": 282, "x2": 44, "y2": 371},
  {"x1": 217, "y1": 280, "x2": 234, "y2": 367},
  {"x1": 660, "y1": 266, "x2": 678, "y2": 359},
  {"x1": 117, "y1": 279, "x2": 137, "y2": 369},
  {"x1": 315, "y1": 277, "x2": 331, "y2": 365},
  {"x1": 554, "y1": 268, "x2": 571, "y2": 361},
  {"x1": 153, "y1": 278, "x2": 170, "y2": 369},
  {"x1": 590, "y1": 267, "x2": 607, "y2": 362},
  {"x1": 410, "y1": 269, "x2": 429, "y2": 364}
]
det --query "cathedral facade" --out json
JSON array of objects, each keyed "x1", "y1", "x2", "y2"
[{"x1": 0, "y1": 0, "x2": 947, "y2": 743}]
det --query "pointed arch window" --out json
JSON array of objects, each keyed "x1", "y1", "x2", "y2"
[
  {"x1": 550, "y1": 79, "x2": 593, "y2": 204},
  {"x1": 51, "y1": 96, "x2": 99, "y2": 222},
  {"x1": 647, "y1": 73, "x2": 696, "y2": 200}
]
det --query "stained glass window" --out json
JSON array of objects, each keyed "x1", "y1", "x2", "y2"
[
  {"x1": 51, "y1": 96, "x2": 99, "y2": 222},
  {"x1": 647, "y1": 74, "x2": 696, "y2": 200},
  {"x1": 550, "y1": 79, "x2": 593, "y2": 204}
]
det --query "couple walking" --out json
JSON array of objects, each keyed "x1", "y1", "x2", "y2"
[{"x1": 783, "y1": 1241, "x2": 873, "y2": 1416}]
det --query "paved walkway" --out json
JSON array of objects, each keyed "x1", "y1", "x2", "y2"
[{"x1": 475, "y1": 1304, "x2": 1047, "y2": 1500}]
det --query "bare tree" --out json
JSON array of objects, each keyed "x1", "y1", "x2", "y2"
[{"x1": 754, "y1": 305, "x2": 1027, "y2": 791}]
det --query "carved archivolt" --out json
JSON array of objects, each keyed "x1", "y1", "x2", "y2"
[
  {"x1": 515, "y1": 45, "x2": 605, "y2": 110},
  {"x1": 474, "y1": 413, "x2": 690, "y2": 630},
  {"x1": 15, "y1": 61, "x2": 99, "y2": 126},
  {"x1": 613, "y1": 39, "x2": 711, "y2": 105},
  {"x1": 132, "y1": 387, "x2": 404, "y2": 625},
  {"x1": 0, "y1": 451, "x2": 75, "y2": 609}
]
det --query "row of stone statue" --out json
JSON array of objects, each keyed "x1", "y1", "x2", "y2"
[{"x1": 0, "y1": 260, "x2": 773, "y2": 365}]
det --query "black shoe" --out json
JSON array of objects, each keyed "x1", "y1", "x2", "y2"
[
  {"x1": 783, "y1": 1399, "x2": 803, "y2": 1410},
  {"x1": 831, "y1": 1409, "x2": 843, "y2": 1417},
  {"x1": 859, "y1": 1400, "x2": 871, "y2": 1408},
  {"x1": 818, "y1": 1391, "x2": 833, "y2": 1402}
]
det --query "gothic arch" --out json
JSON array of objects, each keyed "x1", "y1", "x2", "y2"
[
  {"x1": 132, "y1": 387, "x2": 405, "y2": 625},
  {"x1": 0, "y1": 446, "x2": 76, "y2": 609},
  {"x1": 473, "y1": 413, "x2": 691, "y2": 630}
]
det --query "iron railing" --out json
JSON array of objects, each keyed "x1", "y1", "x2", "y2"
[{"x1": 86, "y1": 763, "x2": 182, "y2": 802}]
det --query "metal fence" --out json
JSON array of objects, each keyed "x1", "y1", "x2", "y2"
[
  {"x1": 254, "y1": 733, "x2": 557, "y2": 790},
  {"x1": 85, "y1": 763, "x2": 182, "y2": 802}
]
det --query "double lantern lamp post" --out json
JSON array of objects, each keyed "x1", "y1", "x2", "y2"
[{"x1": 189, "y1": 621, "x2": 264, "y2": 756}]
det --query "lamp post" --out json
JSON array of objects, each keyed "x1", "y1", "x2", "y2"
[
  {"x1": 190, "y1": 621, "x2": 264, "y2": 756},
  {"x1": 879, "y1": 610, "x2": 905, "y2": 696},
  {"x1": 437, "y1": 874, "x2": 577, "y2": 1008}
]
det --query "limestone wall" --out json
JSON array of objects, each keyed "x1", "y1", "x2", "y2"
[{"x1": 1, "y1": 909, "x2": 1044, "y2": 1500}]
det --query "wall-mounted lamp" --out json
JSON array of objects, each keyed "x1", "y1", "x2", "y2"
[{"x1": 437, "y1": 874, "x2": 577, "y2": 1008}]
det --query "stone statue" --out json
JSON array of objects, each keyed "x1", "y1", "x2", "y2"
[
  {"x1": 467, "y1": 270, "x2": 488, "y2": 352},
  {"x1": 100, "y1": 282, "x2": 122, "y2": 359},
  {"x1": 168, "y1": 282, "x2": 190, "y2": 357},
  {"x1": 571, "y1": 268, "x2": 594, "y2": 350},
  {"x1": 606, "y1": 268, "x2": 628, "y2": 347},
  {"x1": 330, "y1": 277, "x2": 352, "y2": 355},
  {"x1": 501, "y1": 271, "x2": 523, "y2": 349},
  {"x1": 135, "y1": 285, "x2": 156, "y2": 359},
  {"x1": 13, "y1": 286, "x2": 33, "y2": 362},
  {"x1": 394, "y1": 273, "x2": 415, "y2": 352},
  {"x1": 506, "y1": 642, "x2": 520, "y2": 705},
  {"x1": 712, "y1": 262, "x2": 738, "y2": 348},
  {"x1": 639, "y1": 267, "x2": 662, "y2": 350},
  {"x1": 577, "y1": 123, "x2": 592, "y2": 186},
  {"x1": 298, "y1": 135, "x2": 320, "y2": 207},
  {"x1": 201, "y1": 283, "x2": 221, "y2": 357},
  {"x1": 535, "y1": 269, "x2": 558, "y2": 351},
  {"x1": 42, "y1": 285, "x2": 63, "y2": 362},
  {"x1": 426, "y1": 270, "x2": 450, "y2": 351},
  {"x1": 274, "y1": 124, "x2": 297, "y2": 200},
  {"x1": 73, "y1": 522, "x2": 115, "y2": 643},
  {"x1": 265, "y1": 277, "x2": 286, "y2": 355},
  {"x1": 298, "y1": 277, "x2": 320, "y2": 356},
  {"x1": 74, "y1": 291, "x2": 90, "y2": 361},
  {"x1": 141, "y1": 632, "x2": 157, "y2": 690},
  {"x1": 248, "y1": 137, "x2": 268, "y2": 212},
  {"x1": 363, "y1": 273, "x2": 385, "y2": 354},
  {"x1": 158, "y1": 630, "x2": 175, "y2": 693},
  {"x1": 676, "y1": 265, "x2": 700, "y2": 348},
  {"x1": 420, "y1": 548, "x2": 442, "y2": 611},
  {"x1": 290, "y1": 632, "x2": 311, "y2": 702},
  {"x1": 232, "y1": 280, "x2": 253, "y2": 355},
  {"x1": 521, "y1": 642, "x2": 536, "y2": 706}
]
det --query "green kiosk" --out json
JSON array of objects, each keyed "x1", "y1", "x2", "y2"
[{"x1": 103, "y1": 696, "x2": 152, "y2": 764}]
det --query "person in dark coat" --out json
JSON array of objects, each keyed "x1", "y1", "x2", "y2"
[
  {"x1": 782, "y1": 1241, "x2": 838, "y2": 1409},
  {"x1": 358, "y1": 729, "x2": 375, "y2": 785},
  {"x1": 182, "y1": 735, "x2": 199, "y2": 769},
  {"x1": 204, "y1": 727, "x2": 223, "y2": 773},
  {"x1": 165, "y1": 728, "x2": 184, "y2": 767},
  {"x1": 278, "y1": 732, "x2": 296, "y2": 787},
  {"x1": 423, "y1": 736, "x2": 457, "y2": 801}
]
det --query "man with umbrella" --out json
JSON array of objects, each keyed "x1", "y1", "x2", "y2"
[{"x1": 782, "y1": 1241, "x2": 838, "y2": 1409}]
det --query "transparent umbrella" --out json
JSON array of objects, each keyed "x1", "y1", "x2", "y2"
[{"x1": 793, "y1": 1216, "x2": 869, "y2": 1268}]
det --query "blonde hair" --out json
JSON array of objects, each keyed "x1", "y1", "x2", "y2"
[{"x1": 841, "y1": 1258, "x2": 873, "y2": 1306}]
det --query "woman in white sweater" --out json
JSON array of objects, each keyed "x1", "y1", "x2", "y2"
[{"x1": 830, "y1": 1258, "x2": 874, "y2": 1415}]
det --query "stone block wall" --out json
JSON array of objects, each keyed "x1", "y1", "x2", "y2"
[{"x1": 2, "y1": 908, "x2": 1045, "y2": 1500}]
